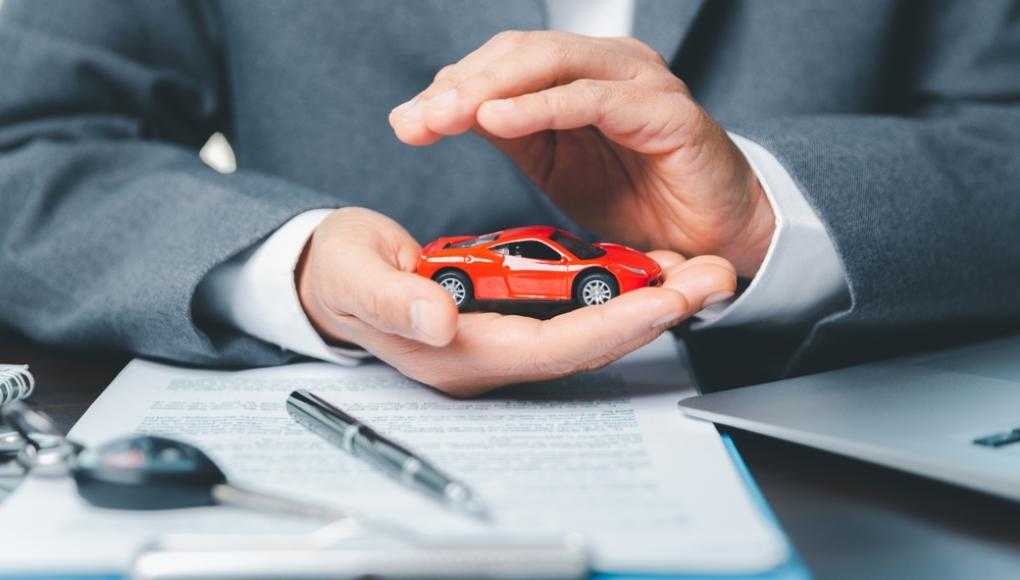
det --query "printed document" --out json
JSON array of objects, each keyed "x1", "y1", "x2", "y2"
[{"x1": 0, "y1": 337, "x2": 787, "y2": 575}]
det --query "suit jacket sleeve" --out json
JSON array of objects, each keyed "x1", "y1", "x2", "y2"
[
  {"x1": 683, "y1": 1, "x2": 1020, "y2": 390},
  {"x1": 0, "y1": 0, "x2": 338, "y2": 366}
]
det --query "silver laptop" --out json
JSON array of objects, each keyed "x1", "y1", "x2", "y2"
[{"x1": 679, "y1": 334, "x2": 1020, "y2": 502}]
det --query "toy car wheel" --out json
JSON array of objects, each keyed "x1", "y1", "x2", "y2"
[
  {"x1": 435, "y1": 270, "x2": 473, "y2": 308},
  {"x1": 575, "y1": 272, "x2": 617, "y2": 307}
]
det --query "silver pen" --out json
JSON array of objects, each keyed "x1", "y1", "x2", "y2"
[{"x1": 286, "y1": 389, "x2": 491, "y2": 521}]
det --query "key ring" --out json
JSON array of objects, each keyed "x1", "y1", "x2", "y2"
[{"x1": 0, "y1": 401, "x2": 83, "y2": 476}]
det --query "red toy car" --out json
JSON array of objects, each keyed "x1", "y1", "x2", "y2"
[{"x1": 417, "y1": 226, "x2": 663, "y2": 309}]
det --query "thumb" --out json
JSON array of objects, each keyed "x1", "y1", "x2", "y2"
[
  {"x1": 303, "y1": 208, "x2": 459, "y2": 347},
  {"x1": 347, "y1": 247, "x2": 459, "y2": 346}
]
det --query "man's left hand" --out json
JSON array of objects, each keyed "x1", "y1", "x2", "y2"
[{"x1": 390, "y1": 31, "x2": 775, "y2": 278}]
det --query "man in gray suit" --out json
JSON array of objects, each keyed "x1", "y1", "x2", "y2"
[{"x1": 1, "y1": 1, "x2": 1018, "y2": 394}]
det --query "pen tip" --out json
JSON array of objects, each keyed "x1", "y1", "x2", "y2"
[
  {"x1": 463, "y1": 497, "x2": 493, "y2": 523},
  {"x1": 445, "y1": 483, "x2": 492, "y2": 523}
]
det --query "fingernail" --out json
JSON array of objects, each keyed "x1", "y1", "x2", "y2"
[
  {"x1": 703, "y1": 291, "x2": 735, "y2": 307},
  {"x1": 485, "y1": 98, "x2": 515, "y2": 113},
  {"x1": 410, "y1": 299, "x2": 437, "y2": 342},
  {"x1": 429, "y1": 88, "x2": 458, "y2": 110},
  {"x1": 672, "y1": 274, "x2": 728, "y2": 307},
  {"x1": 394, "y1": 95, "x2": 422, "y2": 122}
]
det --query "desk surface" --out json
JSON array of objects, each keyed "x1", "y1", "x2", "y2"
[{"x1": 2, "y1": 335, "x2": 1019, "y2": 580}]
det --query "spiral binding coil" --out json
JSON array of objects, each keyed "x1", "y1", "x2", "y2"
[{"x1": 0, "y1": 365, "x2": 35, "y2": 405}]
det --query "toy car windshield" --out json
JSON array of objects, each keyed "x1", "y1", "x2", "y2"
[
  {"x1": 446, "y1": 232, "x2": 500, "y2": 249},
  {"x1": 550, "y1": 230, "x2": 606, "y2": 260}
]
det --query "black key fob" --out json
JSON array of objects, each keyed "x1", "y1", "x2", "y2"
[{"x1": 72, "y1": 435, "x2": 227, "y2": 510}]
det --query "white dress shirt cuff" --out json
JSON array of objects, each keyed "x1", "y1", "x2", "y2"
[
  {"x1": 201, "y1": 208, "x2": 372, "y2": 365},
  {"x1": 693, "y1": 133, "x2": 849, "y2": 329}
]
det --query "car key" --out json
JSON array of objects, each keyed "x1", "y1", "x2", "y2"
[{"x1": 71, "y1": 434, "x2": 421, "y2": 543}]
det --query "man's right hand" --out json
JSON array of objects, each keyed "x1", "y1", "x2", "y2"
[{"x1": 296, "y1": 207, "x2": 737, "y2": 397}]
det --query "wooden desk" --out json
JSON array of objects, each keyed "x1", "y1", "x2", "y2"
[{"x1": 2, "y1": 334, "x2": 1019, "y2": 579}]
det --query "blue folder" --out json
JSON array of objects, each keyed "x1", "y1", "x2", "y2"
[
  {"x1": 5, "y1": 432, "x2": 809, "y2": 580},
  {"x1": 596, "y1": 432, "x2": 810, "y2": 580}
]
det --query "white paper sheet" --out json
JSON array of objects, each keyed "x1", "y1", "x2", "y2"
[{"x1": 0, "y1": 337, "x2": 787, "y2": 575}]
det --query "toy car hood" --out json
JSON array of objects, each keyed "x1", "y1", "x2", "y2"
[{"x1": 595, "y1": 242, "x2": 662, "y2": 275}]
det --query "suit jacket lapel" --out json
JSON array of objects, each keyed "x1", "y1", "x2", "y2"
[{"x1": 633, "y1": 0, "x2": 707, "y2": 62}]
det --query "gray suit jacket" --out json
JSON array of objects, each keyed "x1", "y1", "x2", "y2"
[{"x1": 1, "y1": 0, "x2": 1018, "y2": 390}]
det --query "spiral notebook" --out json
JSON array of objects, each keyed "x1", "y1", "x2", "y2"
[{"x1": 0, "y1": 364, "x2": 35, "y2": 405}]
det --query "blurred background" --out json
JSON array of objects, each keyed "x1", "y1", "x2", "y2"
[{"x1": 0, "y1": 0, "x2": 237, "y2": 174}]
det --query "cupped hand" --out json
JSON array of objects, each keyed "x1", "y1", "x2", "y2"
[
  {"x1": 389, "y1": 31, "x2": 775, "y2": 277},
  {"x1": 297, "y1": 208, "x2": 736, "y2": 397}
]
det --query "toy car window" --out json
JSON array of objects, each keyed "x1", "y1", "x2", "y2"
[
  {"x1": 510, "y1": 240, "x2": 563, "y2": 261},
  {"x1": 447, "y1": 232, "x2": 499, "y2": 249},
  {"x1": 550, "y1": 230, "x2": 606, "y2": 260}
]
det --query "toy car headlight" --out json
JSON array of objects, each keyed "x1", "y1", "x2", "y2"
[{"x1": 621, "y1": 265, "x2": 647, "y2": 276}]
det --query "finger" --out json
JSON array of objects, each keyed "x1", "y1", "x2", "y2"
[
  {"x1": 423, "y1": 40, "x2": 644, "y2": 136},
  {"x1": 417, "y1": 32, "x2": 617, "y2": 114},
  {"x1": 596, "y1": 36, "x2": 668, "y2": 65},
  {"x1": 419, "y1": 32, "x2": 649, "y2": 105},
  {"x1": 476, "y1": 79, "x2": 699, "y2": 154},
  {"x1": 316, "y1": 212, "x2": 459, "y2": 347},
  {"x1": 389, "y1": 94, "x2": 443, "y2": 146},
  {"x1": 420, "y1": 31, "x2": 526, "y2": 98},
  {"x1": 390, "y1": 32, "x2": 668, "y2": 146},
  {"x1": 646, "y1": 249, "x2": 687, "y2": 271},
  {"x1": 348, "y1": 287, "x2": 684, "y2": 396},
  {"x1": 343, "y1": 252, "x2": 459, "y2": 346},
  {"x1": 660, "y1": 255, "x2": 737, "y2": 311},
  {"x1": 389, "y1": 31, "x2": 525, "y2": 146}
]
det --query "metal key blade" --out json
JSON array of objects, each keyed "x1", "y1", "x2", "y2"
[
  {"x1": 211, "y1": 483, "x2": 427, "y2": 546},
  {"x1": 211, "y1": 483, "x2": 351, "y2": 523}
]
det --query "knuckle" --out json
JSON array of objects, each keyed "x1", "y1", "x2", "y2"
[
  {"x1": 647, "y1": 52, "x2": 669, "y2": 68},
  {"x1": 662, "y1": 74, "x2": 692, "y2": 97},
  {"x1": 433, "y1": 64, "x2": 457, "y2": 83},
  {"x1": 434, "y1": 65, "x2": 454, "y2": 81},
  {"x1": 571, "y1": 78, "x2": 610, "y2": 120},
  {"x1": 359, "y1": 283, "x2": 408, "y2": 334},
  {"x1": 351, "y1": 282, "x2": 384, "y2": 324},
  {"x1": 620, "y1": 37, "x2": 662, "y2": 63},
  {"x1": 536, "y1": 89, "x2": 563, "y2": 115},
  {"x1": 466, "y1": 68, "x2": 501, "y2": 94},
  {"x1": 331, "y1": 205, "x2": 374, "y2": 224},
  {"x1": 543, "y1": 39, "x2": 573, "y2": 67},
  {"x1": 615, "y1": 86, "x2": 644, "y2": 109},
  {"x1": 687, "y1": 103, "x2": 716, "y2": 138},
  {"x1": 640, "y1": 69, "x2": 684, "y2": 92},
  {"x1": 492, "y1": 29, "x2": 527, "y2": 48},
  {"x1": 329, "y1": 207, "x2": 392, "y2": 243},
  {"x1": 571, "y1": 78, "x2": 604, "y2": 102},
  {"x1": 659, "y1": 95, "x2": 708, "y2": 143}
]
